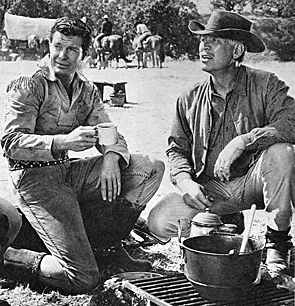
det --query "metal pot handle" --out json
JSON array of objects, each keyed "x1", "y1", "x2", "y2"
[
  {"x1": 209, "y1": 230, "x2": 238, "y2": 237},
  {"x1": 177, "y1": 220, "x2": 189, "y2": 266},
  {"x1": 219, "y1": 224, "x2": 238, "y2": 234},
  {"x1": 177, "y1": 218, "x2": 192, "y2": 243},
  {"x1": 178, "y1": 219, "x2": 189, "y2": 260}
]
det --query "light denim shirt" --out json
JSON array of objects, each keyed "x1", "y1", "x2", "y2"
[
  {"x1": 1, "y1": 57, "x2": 130, "y2": 166},
  {"x1": 167, "y1": 65, "x2": 295, "y2": 186}
]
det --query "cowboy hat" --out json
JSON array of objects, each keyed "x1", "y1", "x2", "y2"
[
  {"x1": 103, "y1": 14, "x2": 109, "y2": 19},
  {"x1": 188, "y1": 10, "x2": 265, "y2": 53}
]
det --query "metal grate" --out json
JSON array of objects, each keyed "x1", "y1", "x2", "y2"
[{"x1": 124, "y1": 274, "x2": 294, "y2": 306}]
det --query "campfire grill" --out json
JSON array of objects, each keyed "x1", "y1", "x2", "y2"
[{"x1": 124, "y1": 273, "x2": 294, "y2": 306}]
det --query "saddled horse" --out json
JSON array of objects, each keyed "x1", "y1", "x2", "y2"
[
  {"x1": 93, "y1": 34, "x2": 131, "y2": 69},
  {"x1": 133, "y1": 35, "x2": 165, "y2": 69}
]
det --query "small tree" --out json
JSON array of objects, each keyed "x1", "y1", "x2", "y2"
[
  {"x1": 211, "y1": 0, "x2": 249, "y2": 12},
  {"x1": 8, "y1": 0, "x2": 50, "y2": 17},
  {"x1": 265, "y1": 17, "x2": 295, "y2": 61},
  {"x1": 252, "y1": 0, "x2": 295, "y2": 17}
]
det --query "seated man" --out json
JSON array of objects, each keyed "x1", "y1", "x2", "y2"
[
  {"x1": 1, "y1": 17, "x2": 164, "y2": 294},
  {"x1": 134, "y1": 22, "x2": 152, "y2": 50},
  {"x1": 148, "y1": 10, "x2": 295, "y2": 277}
]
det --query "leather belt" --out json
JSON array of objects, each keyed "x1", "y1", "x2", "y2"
[{"x1": 8, "y1": 157, "x2": 69, "y2": 171}]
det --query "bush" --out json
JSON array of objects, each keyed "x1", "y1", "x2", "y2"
[{"x1": 255, "y1": 17, "x2": 295, "y2": 61}]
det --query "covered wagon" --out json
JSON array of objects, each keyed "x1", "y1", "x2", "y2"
[{"x1": 4, "y1": 12, "x2": 56, "y2": 60}]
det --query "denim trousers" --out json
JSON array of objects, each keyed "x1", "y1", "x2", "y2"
[
  {"x1": 9, "y1": 154, "x2": 164, "y2": 293},
  {"x1": 0, "y1": 197, "x2": 22, "y2": 258},
  {"x1": 148, "y1": 143, "x2": 295, "y2": 239}
]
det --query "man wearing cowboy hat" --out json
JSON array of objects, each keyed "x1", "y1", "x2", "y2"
[
  {"x1": 96, "y1": 14, "x2": 113, "y2": 48},
  {"x1": 147, "y1": 10, "x2": 295, "y2": 277}
]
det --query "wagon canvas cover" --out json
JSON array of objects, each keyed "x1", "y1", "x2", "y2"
[{"x1": 4, "y1": 12, "x2": 56, "y2": 40}]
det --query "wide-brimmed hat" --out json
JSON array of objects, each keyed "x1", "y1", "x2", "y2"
[
  {"x1": 188, "y1": 10, "x2": 265, "y2": 53},
  {"x1": 103, "y1": 14, "x2": 109, "y2": 19}
]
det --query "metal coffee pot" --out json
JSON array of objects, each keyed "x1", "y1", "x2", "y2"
[{"x1": 190, "y1": 208, "x2": 237, "y2": 237}]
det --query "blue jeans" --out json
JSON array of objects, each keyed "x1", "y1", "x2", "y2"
[
  {"x1": 9, "y1": 154, "x2": 164, "y2": 293},
  {"x1": 148, "y1": 143, "x2": 295, "y2": 238},
  {"x1": 0, "y1": 197, "x2": 21, "y2": 258}
]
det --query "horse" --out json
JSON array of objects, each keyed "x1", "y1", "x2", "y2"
[
  {"x1": 93, "y1": 34, "x2": 131, "y2": 69},
  {"x1": 133, "y1": 35, "x2": 165, "y2": 69}
]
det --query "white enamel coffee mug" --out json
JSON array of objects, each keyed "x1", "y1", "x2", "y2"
[{"x1": 94, "y1": 123, "x2": 118, "y2": 145}]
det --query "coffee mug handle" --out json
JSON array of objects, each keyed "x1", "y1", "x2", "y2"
[{"x1": 94, "y1": 127, "x2": 99, "y2": 138}]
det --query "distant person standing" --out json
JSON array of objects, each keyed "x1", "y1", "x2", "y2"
[{"x1": 96, "y1": 14, "x2": 113, "y2": 48}]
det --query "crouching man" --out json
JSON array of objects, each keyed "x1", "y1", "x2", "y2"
[{"x1": 148, "y1": 10, "x2": 295, "y2": 277}]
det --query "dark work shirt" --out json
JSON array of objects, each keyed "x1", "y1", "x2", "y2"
[
  {"x1": 101, "y1": 20, "x2": 112, "y2": 35},
  {"x1": 202, "y1": 90, "x2": 253, "y2": 180},
  {"x1": 202, "y1": 92, "x2": 235, "y2": 178}
]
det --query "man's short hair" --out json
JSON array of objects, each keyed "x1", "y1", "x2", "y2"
[{"x1": 50, "y1": 17, "x2": 92, "y2": 58}]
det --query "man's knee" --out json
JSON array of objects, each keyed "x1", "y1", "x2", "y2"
[
  {"x1": 126, "y1": 154, "x2": 164, "y2": 182},
  {"x1": 150, "y1": 158, "x2": 165, "y2": 180},
  {"x1": 69, "y1": 270, "x2": 99, "y2": 293},
  {"x1": 148, "y1": 192, "x2": 188, "y2": 238},
  {"x1": 263, "y1": 143, "x2": 295, "y2": 173}
]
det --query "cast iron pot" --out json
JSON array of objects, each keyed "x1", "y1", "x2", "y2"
[{"x1": 181, "y1": 232, "x2": 264, "y2": 301}]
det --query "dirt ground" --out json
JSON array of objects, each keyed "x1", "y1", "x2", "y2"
[{"x1": 0, "y1": 58, "x2": 295, "y2": 304}]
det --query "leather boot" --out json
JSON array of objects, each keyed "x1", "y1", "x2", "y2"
[
  {"x1": 220, "y1": 212, "x2": 245, "y2": 234},
  {"x1": 265, "y1": 226, "x2": 293, "y2": 274},
  {"x1": 84, "y1": 196, "x2": 144, "y2": 250},
  {"x1": 96, "y1": 242, "x2": 152, "y2": 272},
  {"x1": 2, "y1": 247, "x2": 47, "y2": 282}
]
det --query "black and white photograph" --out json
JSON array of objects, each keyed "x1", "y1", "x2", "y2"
[{"x1": 0, "y1": 0, "x2": 294, "y2": 305}]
